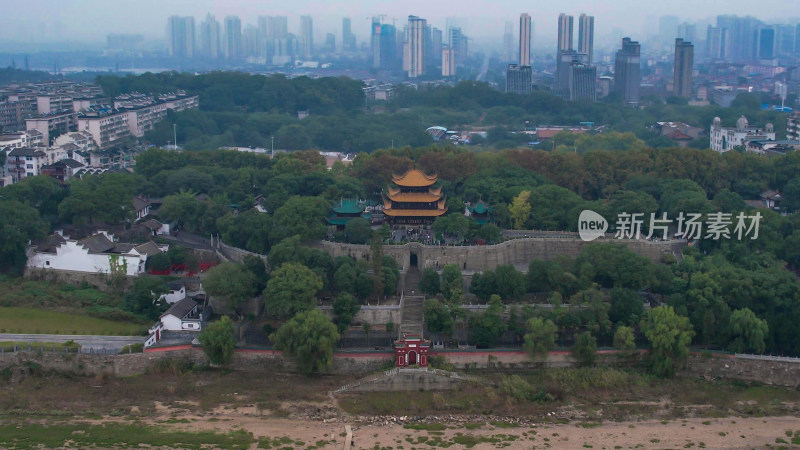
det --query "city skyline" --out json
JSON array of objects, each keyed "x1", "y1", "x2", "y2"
[{"x1": 2, "y1": 0, "x2": 798, "y2": 49}]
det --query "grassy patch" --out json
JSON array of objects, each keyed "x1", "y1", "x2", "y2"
[
  {"x1": 403, "y1": 423, "x2": 447, "y2": 431},
  {"x1": 0, "y1": 307, "x2": 144, "y2": 336},
  {"x1": 0, "y1": 422, "x2": 254, "y2": 449},
  {"x1": 0, "y1": 341, "x2": 81, "y2": 352}
]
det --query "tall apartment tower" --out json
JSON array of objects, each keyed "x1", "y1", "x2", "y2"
[
  {"x1": 200, "y1": 14, "x2": 221, "y2": 58},
  {"x1": 223, "y1": 15, "x2": 242, "y2": 59},
  {"x1": 343, "y1": 17, "x2": 356, "y2": 52},
  {"x1": 557, "y1": 13, "x2": 574, "y2": 52},
  {"x1": 300, "y1": 15, "x2": 313, "y2": 58},
  {"x1": 673, "y1": 38, "x2": 694, "y2": 98},
  {"x1": 168, "y1": 16, "x2": 195, "y2": 58},
  {"x1": 268, "y1": 16, "x2": 288, "y2": 38},
  {"x1": 578, "y1": 14, "x2": 594, "y2": 64},
  {"x1": 758, "y1": 26, "x2": 776, "y2": 60},
  {"x1": 371, "y1": 17, "x2": 382, "y2": 68},
  {"x1": 569, "y1": 64, "x2": 596, "y2": 101},
  {"x1": 614, "y1": 37, "x2": 641, "y2": 105},
  {"x1": 407, "y1": 15, "x2": 427, "y2": 78},
  {"x1": 506, "y1": 64, "x2": 532, "y2": 94},
  {"x1": 442, "y1": 45, "x2": 456, "y2": 77},
  {"x1": 519, "y1": 13, "x2": 531, "y2": 66}
]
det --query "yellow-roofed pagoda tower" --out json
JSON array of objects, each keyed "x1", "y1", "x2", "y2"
[{"x1": 382, "y1": 168, "x2": 447, "y2": 225}]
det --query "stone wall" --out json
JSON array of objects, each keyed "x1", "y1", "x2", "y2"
[
  {"x1": 348, "y1": 368, "x2": 466, "y2": 392},
  {"x1": 684, "y1": 354, "x2": 800, "y2": 388},
  {"x1": 319, "y1": 305, "x2": 401, "y2": 326},
  {"x1": 316, "y1": 237, "x2": 678, "y2": 274},
  {"x1": 23, "y1": 267, "x2": 135, "y2": 292}
]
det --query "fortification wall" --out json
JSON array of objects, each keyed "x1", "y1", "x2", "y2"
[
  {"x1": 684, "y1": 354, "x2": 800, "y2": 388},
  {"x1": 316, "y1": 237, "x2": 676, "y2": 273}
]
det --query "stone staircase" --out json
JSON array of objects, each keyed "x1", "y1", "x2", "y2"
[
  {"x1": 403, "y1": 266, "x2": 422, "y2": 294},
  {"x1": 399, "y1": 294, "x2": 424, "y2": 338}
]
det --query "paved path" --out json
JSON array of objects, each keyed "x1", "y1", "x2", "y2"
[{"x1": 0, "y1": 334, "x2": 144, "y2": 351}]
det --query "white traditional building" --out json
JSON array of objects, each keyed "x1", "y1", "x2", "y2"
[
  {"x1": 710, "y1": 116, "x2": 776, "y2": 152},
  {"x1": 26, "y1": 231, "x2": 165, "y2": 276},
  {"x1": 159, "y1": 280, "x2": 187, "y2": 305},
  {"x1": 144, "y1": 297, "x2": 210, "y2": 348}
]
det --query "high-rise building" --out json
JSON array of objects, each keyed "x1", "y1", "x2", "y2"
[
  {"x1": 677, "y1": 23, "x2": 697, "y2": 43},
  {"x1": 257, "y1": 16, "x2": 269, "y2": 58},
  {"x1": 758, "y1": 26, "x2": 776, "y2": 60},
  {"x1": 407, "y1": 15, "x2": 427, "y2": 78},
  {"x1": 556, "y1": 49, "x2": 579, "y2": 93},
  {"x1": 300, "y1": 15, "x2": 313, "y2": 58},
  {"x1": 775, "y1": 24, "x2": 795, "y2": 57},
  {"x1": 442, "y1": 45, "x2": 456, "y2": 77},
  {"x1": 614, "y1": 37, "x2": 641, "y2": 105},
  {"x1": 268, "y1": 16, "x2": 288, "y2": 38},
  {"x1": 506, "y1": 64, "x2": 532, "y2": 94},
  {"x1": 673, "y1": 38, "x2": 694, "y2": 98},
  {"x1": 706, "y1": 26, "x2": 728, "y2": 59},
  {"x1": 519, "y1": 13, "x2": 531, "y2": 66},
  {"x1": 243, "y1": 25, "x2": 259, "y2": 58},
  {"x1": 449, "y1": 27, "x2": 468, "y2": 67},
  {"x1": 380, "y1": 24, "x2": 398, "y2": 70},
  {"x1": 716, "y1": 15, "x2": 762, "y2": 62},
  {"x1": 569, "y1": 63, "x2": 596, "y2": 101},
  {"x1": 168, "y1": 16, "x2": 195, "y2": 58},
  {"x1": 200, "y1": 14, "x2": 221, "y2": 58},
  {"x1": 558, "y1": 13, "x2": 574, "y2": 51},
  {"x1": 429, "y1": 27, "x2": 443, "y2": 72},
  {"x1": 343, "y1": 17, "x2": 356, "y2": 52},
  {"x1": 223, "y1": 16, "x2": 242, "y2": 59},
  {"x1": 578, "y1": 14, "x2": 594, "y2": 64},
  {"x1": 371, "y1": 17, "x2": 382, "y2": 68},
  {"x1": 503, "y1": 21, "x2": 514, "y2": 62}
]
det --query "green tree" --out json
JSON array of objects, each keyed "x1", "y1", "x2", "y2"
[
  {"x1": 523, "y1": 316, "x2": 558, "y2": 358},
  {"x1": 124, "y1": 276, "x2": 168, "y2": 320},
  {"x1": 269, "y1": 196, "x2": 329, "y2": 243},
  {"x1": 613, "y1": 325, "x2": 637, "y2": 356},
  {"x1": 0, "y1": 200, "x2": 48, "y2": 274},
  {"x1": 441, "y1": 263, "x2": 463, "y2": 302},
  {"x1": 423, "y1": 298, "x2": 455, "y2": 336},
  {"x1": 493, "y1": 265, "x2": 526, "y2": 300},
  {"x1": 203, "y1": 262, "x2": 257, "y2": 310},
  {"x1": 333, "y1": 293, "x2": 360, "y2": 333},
  {"x1": 158, "y1": 189, "x2": 201, "y2": 230},
  {"x1": 263, "y1": 263, "x2": 323, "y2": 319},
  {"x1": 728, "y1": 308, "x2": 768, "y2": 354},
  {"x1": 571, "y1": 331, "x2": 597, "y2": 367},
  {"x1": 344, "y1": 217, "x2": 373, "y2": 244},
  {"x1": 469, "y1": 295, "x2": 507, "y2": 348},
  {"x1": 146, "y1": 252, "x2": 172, "y2": 271},
  {"x1": 271, "y1": 309, "x2": 340, "y2": 374},
  {"x1": 420, "y1": 268, "x2": 441, "y2": 296},
  {"x1": 476, "y1": 223, "x2": 501, "y2": 243},
  {"x1": 509, "y1": 190, "x2": 532, "y2": 230},
  {"x1": 640, "y1": 306, "x2": 695, "y2": 377},
  {"x1": 609, "y1": 288, "x2": 645, "y2": 326},
  {"x1": 199, "y1": 316, "x2": 237, "y2": 366},
  {"x1": 58, "y1": 173, "x2": 137, "y2": 224}
]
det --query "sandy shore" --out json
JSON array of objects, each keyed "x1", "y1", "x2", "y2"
[{"x1": 151, "y1": 403, "x2": 800, "y2": 449}]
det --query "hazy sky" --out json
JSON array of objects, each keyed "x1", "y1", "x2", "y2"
[{"x1": 2, "y1": 0, "x2": 798, "y2": 47}]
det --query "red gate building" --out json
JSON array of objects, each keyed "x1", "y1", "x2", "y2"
[{"x1": 394, "y1": 334, "x2": 430, "y2": 367}]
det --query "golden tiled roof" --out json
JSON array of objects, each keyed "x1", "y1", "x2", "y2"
[
  {"x1": 382, "y1": 208, "x2": 448, "y2": 217},
  {"x1": 386, "y1": 192, "x2": 442, "y2": 202},
  {"x1": 391, "y1": 169, "x2": 438, "y2": 187}
]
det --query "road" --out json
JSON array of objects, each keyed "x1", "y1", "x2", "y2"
[{"x1": 0, "y1": 334, "x2": 145, "y2": 351}]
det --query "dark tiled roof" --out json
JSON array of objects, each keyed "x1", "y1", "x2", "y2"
[
  {"x1": 78, "y1": 233, "x2": 115, "y2": 254},
  {"x1": 134, "y1": 241, "x2": 162, "y2": 256},
  {"x1": 142, "y1": 219, "x2": 162, "y2": 231},
  {"x1": 167, "y1": 280, "x2": 185, "y2": 291},
  {"x1": 37, "y1": 233, "x2": 67, "y2": 252},
  {"x1": 8, "y1": 147, "x2": 46, "y2": 157},
  {"x1": 55, "y1": 158, "x2": 84, "y2": 168},
  {"x1": 161, "y1": 297, "x2": 199, "y2": 320},
  {"x1": 132, "y1": 196, "x2": 150, "y2": 212},
  {"x1": 112, "y1": 243, "x2": 135, "y2": 253}
]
